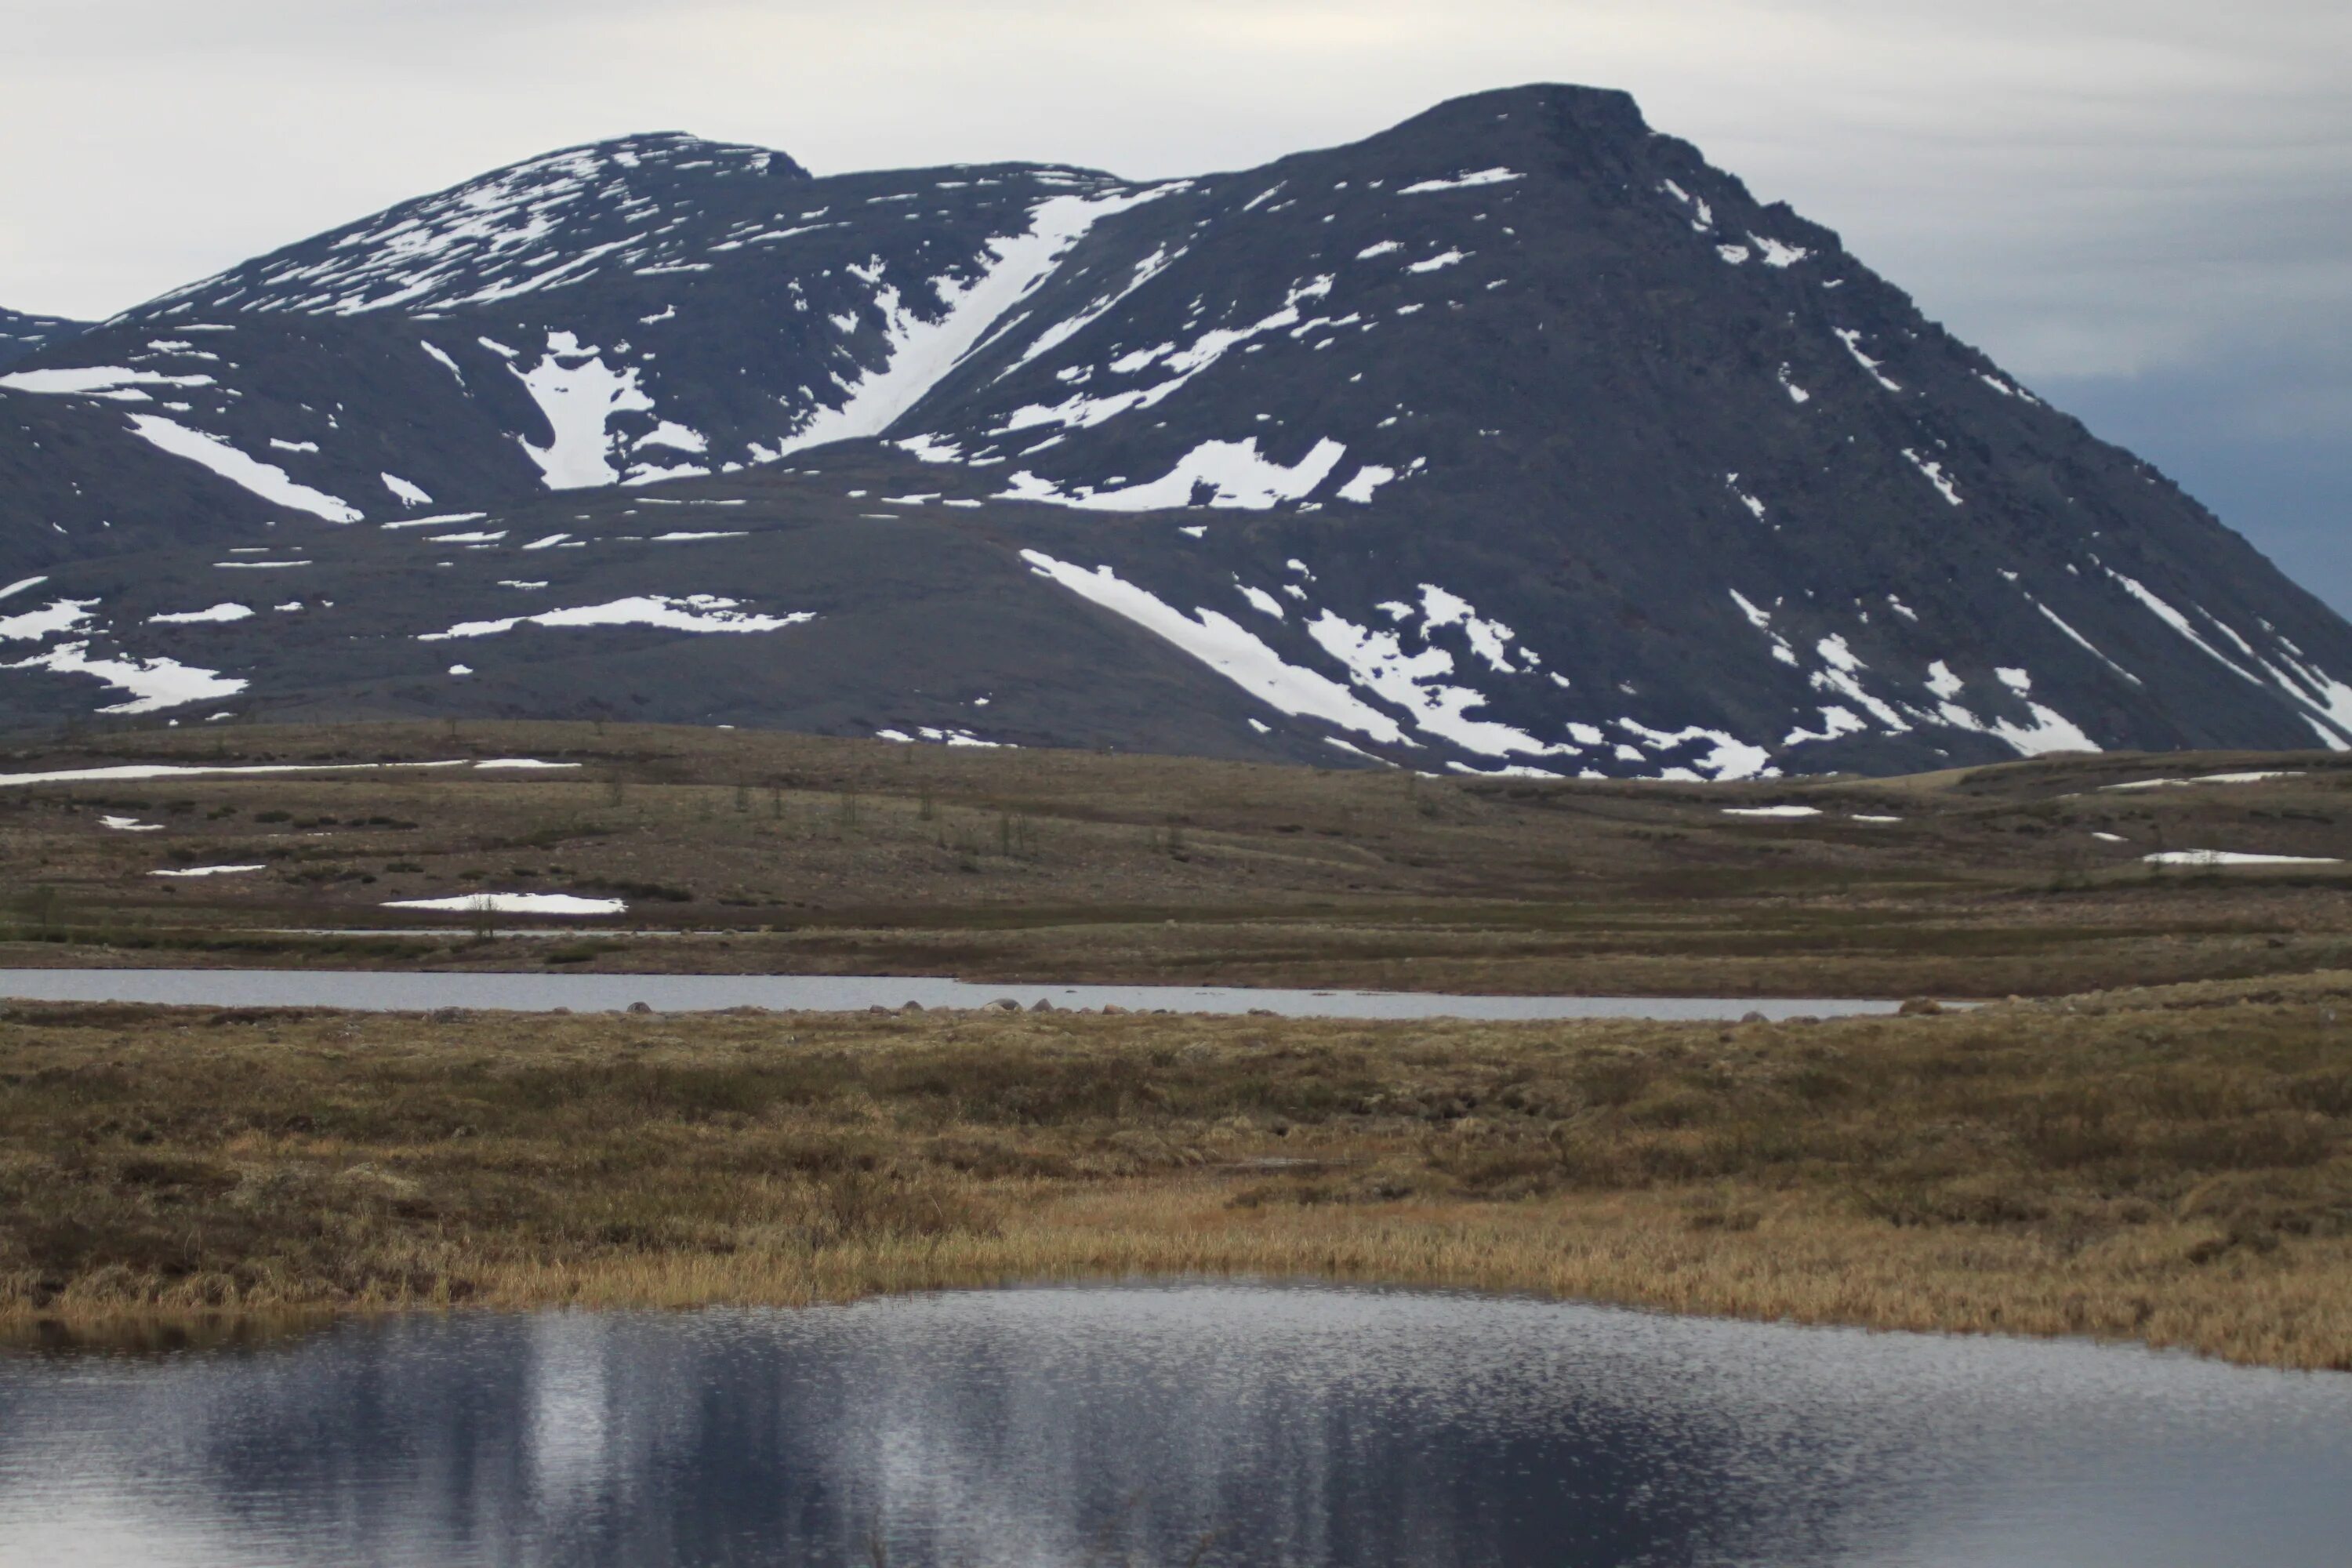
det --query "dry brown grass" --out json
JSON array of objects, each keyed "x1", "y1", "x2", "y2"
[
  {"x1": 4, "y1": 971, "x2": 2349, "y2": 1369},
  {"x1": 4, "y1": 720, "x2": 2352, "y2": 1000}
]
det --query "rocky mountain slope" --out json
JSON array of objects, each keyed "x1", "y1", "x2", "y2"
[
  {"x1": 3, "y1": 85, "x2": 2347, "y2": 779},
  {"x1": 0, "y1": 307, "x2": 86, "y2": 370}
]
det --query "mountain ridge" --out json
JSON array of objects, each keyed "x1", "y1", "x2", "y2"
[{"x1": 2, "y1": 83, "x2": 2347, "y2": 779}]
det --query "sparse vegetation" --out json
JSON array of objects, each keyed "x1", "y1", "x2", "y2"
[
  {"x1": 0, "y1": 721, "x2": 2347, "y2": 996},
  {"x1": 2, "y1": 973, "x2": 2347, "y2": 1369}
]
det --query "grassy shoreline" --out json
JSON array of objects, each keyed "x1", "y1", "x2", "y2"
[{"x1": 5, "y1": 974, "x2": 2348, "y2": 1370}]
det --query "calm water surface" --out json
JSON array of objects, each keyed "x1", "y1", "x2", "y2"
[
  {"x1": 1, "y1": 1285, "x2": 2343, "y2": 1567},
  {"x1": 0, "y1": 969, "x2": 1909, "y2": 1020}
]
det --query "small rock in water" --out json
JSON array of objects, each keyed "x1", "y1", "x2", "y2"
[
  {"x1": 1897, "y1": 998, "x2": 1944, "y2": 1017},
  {"x1": 1030, "y1": 999, "x2": 1056, "y2": 1013},
  {"x1": 987, "y1": 998, "x2": 1022, "y2": 1012},
  {"x1": 1739, "y1": 1010, "x2": 1769, "y2": 1025},
  {"x1": 900, "y1": 1001, "x2": 924, "y2": 1014},
  {"x1": 1101, "y1": 1004, "x2": 1130, "y2": 1015},
  {"x1": 866, "y1": 1004, "x2": 891, "y2": 1015},
  {"x1": 627, "y1": 1001, "x2": 654, "y2": 1015}
]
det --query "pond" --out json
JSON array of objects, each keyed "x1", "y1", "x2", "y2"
[
  {"x1": 0, "y1": 968, "x2": 1910, "y2": 1021},
  {"x1": 1, "y1": 1284, "x2": 2343, "y2": 1566}
]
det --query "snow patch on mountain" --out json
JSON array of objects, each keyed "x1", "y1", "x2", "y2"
[
  {"x1": 124, "y1": 416, "x2": 365, "y2": 522},
  {"x1": 417, "y1": 594, "x2": 811, "y2": 641},
  {"x1": 1020, "y1": 550, "x2": 1408, "y2": 743},
  {"x1": 507, "y1": 332, "x2": 655, "y2": 489},
  {"x1": 775, "y1": 188, "x2": 1174, "y2": 458},
  {"x1": 1001, "y1": 437, "x2": 1345, "y2": 512}
]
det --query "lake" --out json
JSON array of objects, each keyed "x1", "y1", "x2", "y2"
[
  {"x1": 0, "y1": 968, "x2": 1910, "y2": 1020},
  {"x1": 1, "y1": 1284, "x2": 2343, "y2": 1566}
]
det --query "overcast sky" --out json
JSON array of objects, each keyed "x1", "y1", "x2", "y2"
[{"x1": 3, "y1": 0, "x2": 2344, "y2": 612}]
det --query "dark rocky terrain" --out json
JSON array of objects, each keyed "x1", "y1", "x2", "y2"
[
  {"x1": 0, "y1": 307, "x2": 86, "y2": 370},
  {"x1": 3, "y1": 85, "x2": 2347, "y2": 779}
]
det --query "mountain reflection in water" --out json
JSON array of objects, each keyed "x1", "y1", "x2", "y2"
[{"x1": 2, "y1": 1284, "x2": 2347, "y2": 1566}]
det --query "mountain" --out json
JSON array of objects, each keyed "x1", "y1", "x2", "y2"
[
  {"x1": 3, "y1": 85, "x2": 2348, "y2": 779},
  {"x1": 0, "y1": 307, "x2": 87, "y2": 370}
]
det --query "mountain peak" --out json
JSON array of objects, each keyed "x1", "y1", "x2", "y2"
[{"x1": 5, "y1": 89, "x2": 2348, "y2": 777}]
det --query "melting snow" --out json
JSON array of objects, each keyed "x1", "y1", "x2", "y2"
[
  {"x1": 510, "y1": 332, "x2": 654, "y2": 488},
  {"x1": 1922, "y1": 662, "x2": 2100, "y2": 757},
  {"x1": 775, "y1": 187, "x2": 1171, "y2": 457},
  {"x1": 2144, "y1": 851, "x2": 2340, "y2": 869},
  {"x1": 1724, "y1": 805, "x2": 1821, "y2": 818},
  {"x1": 101, "y1": 815, "x2": 164, "y2": 833},
  {"x1": 383, "y1": 472, "x2": 434, "y2": 507},
  {"x1": 1001, "y1": 437, "x2": 1345, "y2": 512},
  {"x1": 1901, "y1": 448, "x2": 1964, "y2": 506},
  {"x1": 1019, "y1": 551, "x2": 1407, "y2": 743},
  {"x1": 1832, "y1": 329, "x2": 1901, "y2": 393},
  {"x1": 0, "y1": 365, "x2": 215, "y2": 397},
  {"x1": 383, "y1": 892, "x2": 629, "y2": 915},
  {"x1": 419, "y1": 595, "x2": 812, "y2": 641},
  {"x1": 124, "y1": 416, "x2": 364, "y2": 522},
  {"x1": 1399, "y1": 169, "x2": 1523, "y2": 195},
  {"x1": 148, "y1": 604, "x2": 254, "y2": 625},
  {"x1": 6, "y1": 642, "x2": 248, "y2": 713},
  {"x1": 0, "y1": 597, "x2": 97, "y2": 641},
  {"x1": 2102, "y1": 771, "x2": 2304, "y2": 791},
  {"x1": 151, "y1": 864, "x2": 266, "y2": 879}
]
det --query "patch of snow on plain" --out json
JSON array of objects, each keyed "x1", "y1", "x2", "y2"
[
  {"x1": 148, "y1": 604, "x2": 253, "y2": 625},
  {"x1": 0, "y1": 760, "x2": 472, "y2": 789},
  {"x1": 124, "y1": 416, "x2": 364, "y2": 522},
  {"x1": 1724, "y1": 805, "x2": 1821, "y2": 818},
  {"x1": 2102, "y1": 771, "x2": 2304, "y2": 791},
  {"x1": 2144, "y1": 851, "x2": 2340, "y2": 869},
  {"x1": 384, "y1": 892, "x2": 629, "y2": 916},
  {"x1": 151, "y1": 864, "x2": 266, "y2": 879},
  {"x1": 419, "y1": 595, "x2": 811, "y2": 641},
  {"x1": 1337, "y1": 465, "x2": 1397, "y2": 505},
  {"x1": 1356, "y1": 241, "x2": 1403, "y2": 260},
  {"x1": 1019, "y1": 551, "x2": 1408, "y2": 743},
  {"x1": 101, "y1": 815, "x2": 164, "y2": 833},
  {"x1": 1406, "y1": 250, "x2": 1468, "y2": 274}
]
